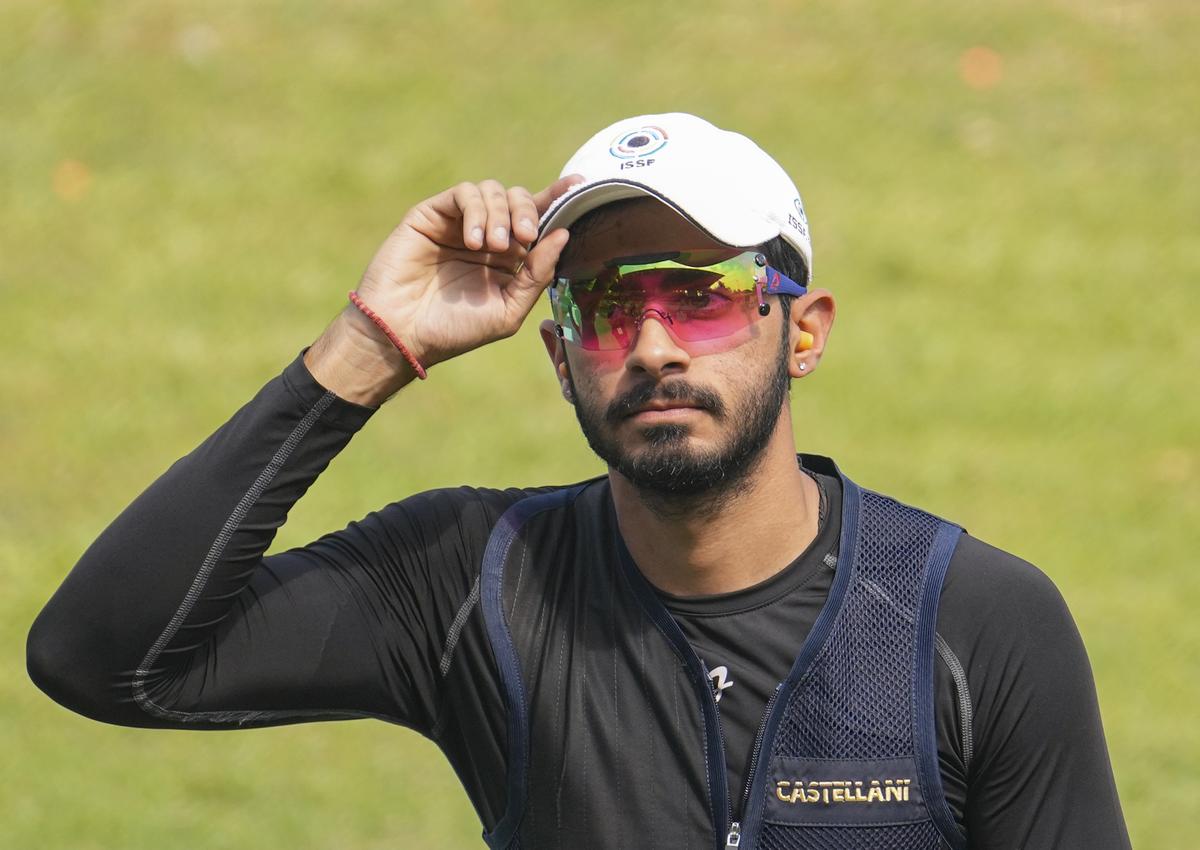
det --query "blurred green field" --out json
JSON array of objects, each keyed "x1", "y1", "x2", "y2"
[{"x1": 2, "y1": 1, "x2": 1196, "y2": 847}]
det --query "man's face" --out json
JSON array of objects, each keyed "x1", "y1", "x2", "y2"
[{"x1": 551, "y1": 198, "x2": 793, "y2": 501}]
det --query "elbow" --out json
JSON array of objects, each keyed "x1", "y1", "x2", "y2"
[
  {"x1": 26, "y1": 604, "x2": 124, "y2": 725},
  {"x1": 26, "y1": 605, "x2": 85, "y2": 711}
]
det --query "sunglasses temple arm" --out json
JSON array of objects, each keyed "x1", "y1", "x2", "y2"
[
  {"x1": 762, "y1": 265, "x2": 809, "y2": 297},
  {"x1": 755, "y1": 280, "x2": 771, "y2": 316}
]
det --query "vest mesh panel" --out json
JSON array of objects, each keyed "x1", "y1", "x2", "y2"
[
  {"x1": 759, "y1": 820, "x2": 943, "y2": 850},
  {"x1": 759, "y1": 491, "x2": 947, "y2": 849}
]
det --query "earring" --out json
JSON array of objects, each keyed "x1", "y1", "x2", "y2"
[
  {"x1": 563, "y1": 384, "x2": 574, "y2": 403},
  {"x1": 798, "y1": 363, "x2": 807, "y2": 373}
]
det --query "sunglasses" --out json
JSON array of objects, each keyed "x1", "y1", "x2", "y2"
[{"x1": 550, "y1": 249, "x2": 808, "y2": 351}]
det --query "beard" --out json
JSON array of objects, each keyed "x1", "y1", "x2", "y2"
[{"x1": 567, "y1": 323, "x2": 793, "y2": 518}]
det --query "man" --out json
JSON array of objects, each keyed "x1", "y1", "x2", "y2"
[{"x1": 27, "y1": 113, "x2": 1129, "y2": 849}]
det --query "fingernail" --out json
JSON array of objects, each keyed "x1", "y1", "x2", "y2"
[
  {"x1": 470, "y1": 227, "x2": 484, "y2": 245},
  {"x1": 493, "y1": 226, "x2": 508, "y2": 241},
  {"x1": 520, "y1": 218, "x2": 534, "y2": 233}
]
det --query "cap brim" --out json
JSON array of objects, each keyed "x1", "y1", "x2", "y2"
[{"x1": 538, "y1": 178, "x2": 777, "y2": 250}]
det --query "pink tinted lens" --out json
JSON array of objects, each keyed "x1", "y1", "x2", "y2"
[{"x1": 576, "y1": 269, "x2": 759, "y2": 350}]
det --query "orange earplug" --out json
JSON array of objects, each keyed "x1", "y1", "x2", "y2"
[{"x1": 797, "y1": 331, "x2": 814, "y2": 351}]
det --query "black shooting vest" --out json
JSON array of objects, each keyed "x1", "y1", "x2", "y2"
[{"x1": 479, "y1": 457, "x2": 968, "y2": 850}]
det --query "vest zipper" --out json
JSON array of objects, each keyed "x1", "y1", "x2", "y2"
[
  {"x1": 712, "y1": 673, "x2": 783, "y2": 850},
  {"x1": 740, "y1": 683, "x2": 782, "y2": 818},
  {"x1": 703, "y1": 660, "x2": 737, "y2": 850}
]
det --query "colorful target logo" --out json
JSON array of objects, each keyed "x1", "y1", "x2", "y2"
[{"x1": 609, "y1": 125, "x2": 669, "y2": 159}]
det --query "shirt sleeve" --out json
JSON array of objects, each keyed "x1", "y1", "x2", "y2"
[
  {"x1": 25, "y1": 350, "x2": 523, "y2": 735},
  {"x1": 936, "y1": 534, "x2": 1131, "y2": 849}
]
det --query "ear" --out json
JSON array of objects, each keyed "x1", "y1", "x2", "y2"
[
  {"x1": 787, "y1": 289, "x2": 836, "y2": 379},
  {"x1": 539, "y1": 319, "x2": 575, "y2": 403}
]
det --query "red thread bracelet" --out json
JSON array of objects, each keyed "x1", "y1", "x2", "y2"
[{"x1": 347, "y1": 291, "x2": 428, "y2": 380}]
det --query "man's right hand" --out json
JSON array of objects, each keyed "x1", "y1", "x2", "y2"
[{"x1": 305, "y1": 175, "x2": 583, "y2": 406}]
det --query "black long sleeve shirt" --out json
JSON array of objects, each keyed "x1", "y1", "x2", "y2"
[{"x1": 26, "y1": 351, "x2": 1131, "y2": 849}]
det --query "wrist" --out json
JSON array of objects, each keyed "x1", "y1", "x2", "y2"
[
  {"x1": 346, "y1": 291, "x2": 428, "y2": 379},
  {"x1": 304, "y1": 308, "x2": 418, "y2": 407}
]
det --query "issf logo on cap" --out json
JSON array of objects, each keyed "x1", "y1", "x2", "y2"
[
  {"x1": 789, "y1": 197, "x2": 809, "y2": 237},
  {"x1": 609, "y1": 125, "x2": 669, "y2": 170}
]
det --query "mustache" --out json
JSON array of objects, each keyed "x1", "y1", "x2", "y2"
[{"x1": 605, "y1": 380, "x2": 726, "y2": 424}]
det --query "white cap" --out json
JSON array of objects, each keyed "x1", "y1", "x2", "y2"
[{"x1": 539, "y1": 112, "x2": 812, "y2": 282}]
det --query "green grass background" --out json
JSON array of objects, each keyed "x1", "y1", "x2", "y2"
[{"x1": 3, "y1": 1, "x2": 1196, "y2": 847}]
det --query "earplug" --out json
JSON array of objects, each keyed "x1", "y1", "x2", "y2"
[{"x1": 797, "y1": 331, "x2": 814, "y2": 351}]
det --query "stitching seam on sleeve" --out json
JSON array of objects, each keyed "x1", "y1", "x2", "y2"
[
  {"x1": 934, "y1": 632, "x2": 975, "y2": 774},
  {"x1": 439, "y1": 575, "x2": 481, "y2": 678},
  {"x1": 131, "y1": 390, "x2": 352, "y2": 725}
]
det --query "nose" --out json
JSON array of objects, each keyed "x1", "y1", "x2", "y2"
[{"x1": 622, "y1": 309, "x2": 691, "y2": 378}]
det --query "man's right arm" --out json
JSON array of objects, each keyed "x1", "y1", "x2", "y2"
[
  {"x1": 24, "y1": 346, "x2": 545, "y2": 732},
  {"x1": 26, "y1": 175, "x2": 581, "y2": 731},
  {"x1": 26, "y1": 350, "x2": 386, "y2": 727}
]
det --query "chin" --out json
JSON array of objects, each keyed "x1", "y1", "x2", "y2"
[{"x1": 635, "y1": 422, "x2": 692, "y2": 447}]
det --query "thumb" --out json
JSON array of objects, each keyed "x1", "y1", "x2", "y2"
[{"x1": 504, "y1": 228, "x2": 570, "y2": 322}]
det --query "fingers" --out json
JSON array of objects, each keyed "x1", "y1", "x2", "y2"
[
  {"x1": 437, "y1": 182, "x2": 486, "y2": 250},
  {"x1": 477, "y1": 179, "x2": 513, "y2": 252},
  {"x1": 507, "y1": 186, "x2": 540, "y2": 244},
  {"x1": 503, "y1": 228, "x2": 570, "y2": 321},
  {"x1": 532, "y1": 173, "x2": 585, "y2": 215},
  {"x1": 420, "y1": 174, "x2": 584, "y2": 252},
  {"x1": 520, "y1": 228, "x2": 569, "y2": 287}
]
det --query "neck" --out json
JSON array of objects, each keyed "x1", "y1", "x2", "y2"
[{"x1": 609, "y1": 412, "x2": 820, "y2": 596}]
